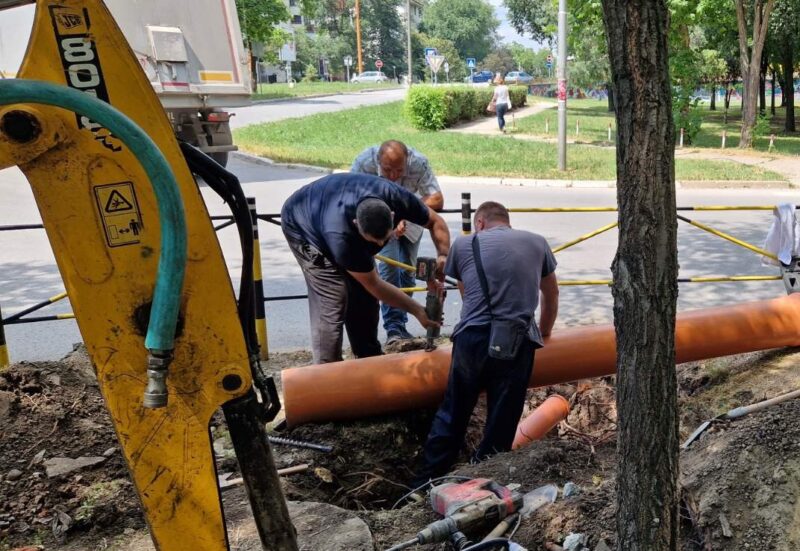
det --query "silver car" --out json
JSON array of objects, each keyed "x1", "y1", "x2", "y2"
[
  {"x1": 505, "y1": 71, "x2": 534, "y2": 85},
  {"x1": 351, "y1": 71, "x2": 389, "y2": 83}
]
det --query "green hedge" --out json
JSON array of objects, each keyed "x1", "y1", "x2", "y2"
[{"x1": 404, "y1": 85, "x2": 528, "y2": 131}]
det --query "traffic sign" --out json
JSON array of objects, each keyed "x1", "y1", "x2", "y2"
[
  {"x1": 466, "y1": 57, "x2": 476, "y2": 69},
  {"x1": 425, "y1": 47, "x2": 438, "y2": 58},
  {"x1": 344, "y1": 55, "x2": 353, "y2": 67},
  {"x1": 375, "y1": 59, "x2": 383, "y2": 69},
  {"x1": 444, "y1": 61, "x2": 450, "y2": 73},
  {"x1": 428, "y1": 55, "x2": 445, "y2": 73}
]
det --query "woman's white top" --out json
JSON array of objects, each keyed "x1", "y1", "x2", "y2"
[{"x1": 494, "y1": 85, "x2": 512, "y2": 108}]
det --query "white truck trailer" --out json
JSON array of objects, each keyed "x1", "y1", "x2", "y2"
[{"x1": 0, "y1": 0, "x2": 251, "y2": 165}]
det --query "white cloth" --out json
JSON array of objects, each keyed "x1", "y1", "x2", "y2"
[
  {"x1": 494, "y1": 85, "x2": 512, "y2": 108},
  {"x1": 763, "y1": 203, "x2": 800, "y2": 266}
]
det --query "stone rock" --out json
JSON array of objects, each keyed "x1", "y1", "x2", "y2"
[
  {"x1": 289, "y1": 501, "x2": 373, "y2": 551},
  {"x1": 594, "y1": 540, "x2": 612, "y2": 551},
  {"x1": 44, "y1": 456, "x2": 105, "y2": 478},
  {"x1": 6, "y1": 469, "x2": 23, "y2": 481},
  {"x1": 30, "y1": 450, "x2": 46, "y2": 466},
  {"x1": 0, "y1": 390, "x2": 16, "y2": 419},
  {"x1": 103, "y1": 447, "x2": 117, "y2": 458},
  {"x1": 563, "y1": 533, "x2": 587, "y2": 551},
  {"x1": 563, "y1": 482, "x2": 580, "y2": 497}
]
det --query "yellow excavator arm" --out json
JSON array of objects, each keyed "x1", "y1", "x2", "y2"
[{"x1": 0, "y1": 1, "x2": 295, "y2": 549}]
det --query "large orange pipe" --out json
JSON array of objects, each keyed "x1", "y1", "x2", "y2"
[
  {"x1": 282, "y1": 294, "x2": 800, "y2": 427},
  {"x1": 512, "y1": 395, "x2": 570, "y2": 449}
]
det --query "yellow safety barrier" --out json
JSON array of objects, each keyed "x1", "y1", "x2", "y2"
[
  {"x1": 553, "y1": 221, "x2": 619, "y2": 254},
  {"x1": 677, "y1": 214, "x2": 778, "y2": 261}
]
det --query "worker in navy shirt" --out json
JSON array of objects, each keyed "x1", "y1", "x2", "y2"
[{"x1": 281, "y1": 173, "x2": 451, "y2": 363}]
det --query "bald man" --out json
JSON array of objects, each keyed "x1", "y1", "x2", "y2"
[{"x1": 351, "y1": 141, "x2": 445, "y2": 344}]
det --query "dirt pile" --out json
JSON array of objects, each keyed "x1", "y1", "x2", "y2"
[
  {"x1": 681, "y1": 398, "x2": 800, "y2": 550},
  {"x1": 0, "y1": 348, "x2": 143, "y2": 549}
]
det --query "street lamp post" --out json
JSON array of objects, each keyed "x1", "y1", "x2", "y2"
[{"x1": 557, "y1": 0, "x2": 568, "y2": 171}]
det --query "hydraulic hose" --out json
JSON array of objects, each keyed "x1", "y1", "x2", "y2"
[{"x1": 0, "y1": 79, "x2": 187, "y2": 353}]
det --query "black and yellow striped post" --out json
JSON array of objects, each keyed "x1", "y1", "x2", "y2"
[
  {"x1": 248, "y1": 197, "x2": 269, "y2": 360},
  {"x1": 461, "y1": 192, "x2": 472, "y2": 235},
  {"x1": 0, "y1": 305, "x2": 9, "y2": 369}
]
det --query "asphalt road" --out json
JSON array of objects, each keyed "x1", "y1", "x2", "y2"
[
  {"x1": 229, "y1": 88, "x2": 407, "y2": 129},
  {"x1": 0, "y1": 156, "x2": 795, "y2": 362}
]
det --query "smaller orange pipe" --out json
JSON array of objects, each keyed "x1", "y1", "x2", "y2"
[{"x1": 512, "y1": 395, "x2": 570, "y2": 449}]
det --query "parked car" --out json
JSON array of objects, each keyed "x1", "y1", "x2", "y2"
[
  {"x1": 465, "y1": 70, "x2": 494, "y2": 83},
  {"x1": 351, "y1": 71, "x2": 389, "y2": 83},
  {"x1": 505, "y1": 71, "x2": 534, "y2": 85}
]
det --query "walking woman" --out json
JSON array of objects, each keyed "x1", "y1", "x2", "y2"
[{"x1": 492, "y1": 73, "x2": 512, "y2": 133}]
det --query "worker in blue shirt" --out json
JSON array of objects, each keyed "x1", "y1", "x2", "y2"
[{"x1": 281, "y1": 172, "x2": 450, "y2": 363}]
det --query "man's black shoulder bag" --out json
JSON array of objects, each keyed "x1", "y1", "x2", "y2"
[{"x1": 472, "y1": 234, "x2": 527, "y2": 360}]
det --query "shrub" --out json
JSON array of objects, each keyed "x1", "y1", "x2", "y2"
[
  {"x1": 405, "y1": 85, "x2": 528, "y2": 130},
  {"x1": 673, "y1": 94, "x2": 703, "y2": 145},
  {"x1": 302, "y1": 64, "x2": 318, "y2": 83}
]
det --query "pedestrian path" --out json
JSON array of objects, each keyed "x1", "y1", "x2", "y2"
[{"x1": 446, "y1": 101, "x2": 556, "y2": 136}]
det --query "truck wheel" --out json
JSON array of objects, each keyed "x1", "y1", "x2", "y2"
[{"x1": 210, "y1": 152, "x2": 229, "y2": 167}]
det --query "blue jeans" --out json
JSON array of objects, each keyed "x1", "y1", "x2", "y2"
[
  {"x1": 496, "y1": 103, "x2": 508, "y2": 130},
  {"x1": 378, "y1": 235, "x2": 420, "y2": 333},
  {"x1": 413, "y1": 325, "x2": 535, "y2": 485}
]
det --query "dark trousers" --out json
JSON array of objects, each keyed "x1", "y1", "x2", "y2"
[
  {"x1": 284, "y1": 232, "x2": 382, "y2": 363},
  {"x1": 414, "y1": 325, "x2": 535, "y2": 485},
  {"x1": 496, "y1": 103, "x2": 509, "y2": 130}
]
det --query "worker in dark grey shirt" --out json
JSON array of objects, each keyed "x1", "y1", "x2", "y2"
[
  {"x1": 281, "y1": 173, "x2": 450, "y2": 364},
  {"x1": 413, "y1": 201, "x2": 559, "y2": 484}
]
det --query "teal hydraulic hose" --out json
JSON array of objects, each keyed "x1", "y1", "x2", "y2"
[{"x1": 0, "y1": 79, "x2": 186, "y2": 352}]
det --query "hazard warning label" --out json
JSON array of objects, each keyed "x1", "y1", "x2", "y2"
[{"x1": 93, "y1": 182, "x2": 143, "y2": 248}]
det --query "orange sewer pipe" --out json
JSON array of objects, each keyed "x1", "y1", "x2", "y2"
[
  {"x1": 282, "y1": 294, "x2": 800, "y2": 427},
  {"x1": 512, "y1": 395, "x2": 571, "y2": 450}
]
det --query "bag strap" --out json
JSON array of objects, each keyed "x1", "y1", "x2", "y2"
[{"x1": 471, "y1": 234, "x2": 494, "y2": 318}]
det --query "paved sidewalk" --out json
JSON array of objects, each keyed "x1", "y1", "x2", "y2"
[{"x1": 446, "y1": 101, "x2": 556, "y2": 136}]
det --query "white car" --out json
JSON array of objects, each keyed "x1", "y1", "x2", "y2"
[{"x1": 351, "y1": 71, "x2": 389, "y2": 83}]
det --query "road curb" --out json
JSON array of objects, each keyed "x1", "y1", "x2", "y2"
[
  {"x1": 231, "y1": 151, "x2": 334, "y2": 175},
  {"x1": 249, "y1": 87, "x2": 402, "y2": 105},
  {"x1": 233, "y1": 153, "x2": 796, "y2": 189}
]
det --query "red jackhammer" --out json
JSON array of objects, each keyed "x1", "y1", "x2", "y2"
[{"x1": 386, "y1": 478, "x2": 523, "y2": 551}]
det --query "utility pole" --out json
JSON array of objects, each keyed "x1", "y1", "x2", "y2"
[
  {"x1": 557, "y1": 0, "x2": 568, "y2": 171},
  {"x1": 355, "y1": 0, "x2": 363, "y2": 74},
  {"x1": 406, "y1": 0, "x2": 413, "y2": 86}
]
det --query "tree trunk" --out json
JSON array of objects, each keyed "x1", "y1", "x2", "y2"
[
  {"x1": 759, "y1": 70, "x2": 766, "y2": 115},
  {"x1": 600, "y1": 0, "x2": 679, "y2": 550},
  {"x1": 248, "y1": 41, "x2": 259, "y2": 93},
  {"x1": 771, "y1": 69, "x2": 776, "y2": 116},
  {"x1": 735, "y1": 0, "x2": 777, "y2": 148},
  {"x1": 725, "y1": 85, "x2": 732, "y2": 110},
  {"x1": 710, "y1": 84, "x2": 717, "y2": 110},
  {"x1": 608, "y1": 84, "x2": 616, "y2": 112},
  {"x1": 783, "y1": 44, "x2": 795, "y2": 132}
]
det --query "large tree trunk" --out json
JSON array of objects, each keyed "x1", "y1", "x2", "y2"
[
  {"x1": 600, "y1": 0, "x2": 679, "y2": 550},
  {"x1": 783, "y1": 43, "x2": 795, "y2": 132},
  {"x1": 736, "y1": 0, "x2": 777, "y2": 148},
  {"x1": 710, "y1": 84, "x2": 717, "y2": 110},
  {"x1": 760, "y1": 69, "x2": 766, "y2": 115}
]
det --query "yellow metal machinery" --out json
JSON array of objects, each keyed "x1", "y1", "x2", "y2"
[{"x1": 0, "y1": 1, "x2": 296, "y2": 549}]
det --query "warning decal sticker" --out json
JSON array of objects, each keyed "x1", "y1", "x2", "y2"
[{"x1": 94, "y1": 182, "x2": 143, "y2": 248}]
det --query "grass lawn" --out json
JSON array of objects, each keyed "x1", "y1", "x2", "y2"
[
  {"x1": 252, "y1": 81, "x2": 401, "y2": 100},
  {"x1": 519, "y1": 98, "x2": 800, "y2": 155},
  {"x1": 234, "y1": 101, "x2": 786, "y2": 182}
]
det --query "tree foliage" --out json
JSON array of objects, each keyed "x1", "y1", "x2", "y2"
[
  {"x1": 481, "y1": 47, "x2": 516, "y2": 75},
  {"x1": 236, "y1": 0, "x2": 290, "y2": 45},
  {"x1": 421, "y1": 0, "x2": 499, "y2": 61},
  {"x1": 504, "y1": 0, "x2": 556, "y2": 44},
  {"x1": 415, "y1": 33, "x2": 466, "y2": 81}
]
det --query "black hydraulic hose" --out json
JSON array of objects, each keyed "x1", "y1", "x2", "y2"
[{"x1": 179, "y1": 143, "x2": 258, "y2": 355}]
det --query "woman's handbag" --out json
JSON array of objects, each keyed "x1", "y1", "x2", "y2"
[
  {"x1": 486, "y1": 98, "x2": 497, "y2": 113},
  {"x1": 472, "y1": 236, "x2": 527, "y2": 360}
]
